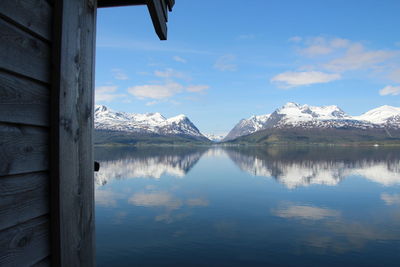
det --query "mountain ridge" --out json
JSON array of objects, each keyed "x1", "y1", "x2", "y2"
[
  {"x1": 223, "y1": 102, "x2": 400, "y2": 142},
  {"x1": 94, "y1": 105, "x2": 210, "y2": 144},
  {"x1": 94, "y1": 103, "x2": 400, "y2": 145}
]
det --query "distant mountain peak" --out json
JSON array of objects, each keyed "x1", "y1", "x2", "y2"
[
  {"x1": 95, "y1": 105, "x2": 208, "y2": 141},
  {"x1": 282, "y1": 102, "x2": 300, "y2": 108},
  {"x1": 224, "y1": 103, "x2": 400, "y2": 141},
  {"x1": 204, "y1": 133, "x2": 226, "y2": 142},
  {"x1": 355, "y1": 105, "x2": 400, "y2": 124},
  {"x1": 168, "y1": 114, "x2": 188, "y2": 122}
]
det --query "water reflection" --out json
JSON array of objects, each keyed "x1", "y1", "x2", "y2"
[
  {"x1": 225, "y1": 146, "x2": 400, "y2": 188},
  {"x1": 272, "y1": 203, "x2": 341, "y2": 220},
  {"x1": 95, "y1": 146, "x2": 208, "y2": 185},
  {"x1": 95, "y1": 146, "x2": 400, "y2": 266},
  {"x1": 96, "y1": 146, "x2": 400, "y2": 188},
  {"x1": 381, "y1": 193, "x2": 400, "y2": 205}
]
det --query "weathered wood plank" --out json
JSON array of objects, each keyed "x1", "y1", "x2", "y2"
[
  {"x1": 167, "y1": 0, "x2": 175, "y2": 11},
  {"x1": 97, "y1": 0, "x2": 146, "y2": 8},
  {"x1": 0, "y1": 124, "x2": 48, "y2": 176},
  {"x1": 0, "y1": 0, "x2": 52, "y2": 41},
  {"x1": 51, "y1": 0, "x2": 96, "y2": 266},
  {"x1": 147, "y1": 0, "x2": 168, "y2": 40},
  {"x1": 0, "y1": 18, "x2": 51, "y2": 83},
  {"x1": 32, "y1": 256, "x2": 51, "y2": 267},
  {"x1": 160, "y1": 0, "x2": 168, "y2": 22},
  {"x1": 0, "y1": 70, "x2": 50, "y2": 127},
  {"x1": 98, "y1": 0, "x2": 172, "y2": 40},
  {"x1": 0, "y1": 216, "x2": 50, "y2": 267},
  {"x1": 0, "y1": 172, "x2": 49, "y2": 231}
]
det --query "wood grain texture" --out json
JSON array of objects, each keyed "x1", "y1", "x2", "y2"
[
  {"x1": 0, "y1": 18, "x2": 51, "y2": 83},
  {"x1": 0, "y1": 124, "x2": 48, "y2": 176},
  {"x1": 147, "y1": 0, "x2": 168, "y2": 40},
  {"x1": 98, "y1": 0, "x2": 172, "y2": 40},
  {"x1": 0, "y1": 0, "x2": 52, "y2": 41},
  {"x1": 51, "y1": 0, "x2": 96, "y2": 266},
  {"x1": 0, "y1": 172, "x2": 49, "y2": 231},
  {"x1": 0, "y1": 70, "x2": 50, "y2": 127},
  {"x1": 0, "y1": 216, "x2": 50, "y2": 267},
  {"x1": 32, "y1": 256, "x2": 51, "y2": 267},
  {"x1": 97, "y1": 0, "x2": 146, "y2": 8},
  {"x1": 167, "y1": 0, "x2": 175, "y2": 11}
]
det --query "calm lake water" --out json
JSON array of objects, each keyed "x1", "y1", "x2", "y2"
[{"x1": 95, "y1": 146, "x2": 400, "y2": 266}]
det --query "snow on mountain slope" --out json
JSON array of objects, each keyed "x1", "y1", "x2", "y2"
[
  {"x1": 354, "y1": 105, "x2": 400, "y2": 124},
  {"x1": 204, "y1": 133, "x2": 226, "y2": 142},
  {"x1": 271, "y1": 102, "x2": 350, "y2": 126},
  {"x1": 95, "y1": 105, "x2": 206, "y2": 139},
  {"x1": 223, "y1": 114, "x2": 271, "y2": 141},
  {"x1": 308, "y1": 105, "x2": 349, "y2": 120},
  {"x1": 224, "y1": 102, "x2": 400, "y2": 141}
]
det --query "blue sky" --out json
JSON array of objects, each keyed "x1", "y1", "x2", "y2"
[{"x1": 95, "y1": 0, "x2": 400, "y2": 134}]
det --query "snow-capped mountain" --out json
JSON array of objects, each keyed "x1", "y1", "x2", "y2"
[
  {"x1": 204, "y1": 133, "x2": 226, "y2": 142},
  {"x1": 224, "y1": 102, "x2": 400, "y2": 141},
  {"x1": 223, "y1": 114, "x2": 270, "y2": 141},
  {"x1": 95, "y1": 105, "x2": 208, "y2": 141},
  {"x1": 354, "y1": 105, "x2": 400, "y2": 125}
]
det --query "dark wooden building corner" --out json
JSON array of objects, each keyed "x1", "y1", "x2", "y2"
[{"x1": 0, "y1": 0, "x2": 174, "y2": 266}]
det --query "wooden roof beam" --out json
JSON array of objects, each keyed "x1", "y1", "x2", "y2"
[{"x1": 97, "y1": 0, "x2": 174, "y2": 40}]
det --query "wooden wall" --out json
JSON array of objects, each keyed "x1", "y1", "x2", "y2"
[
  {"x1": 0, "y1": 0, "x2": 96, "y2": 266},
  {"x1": 0, "y1": 0, "x2": 170, "y2": 265},
  {"x1": 0, "y1": 0, "x2": 52, "y2": 266},
  {"x1": 51, "y1": 0, "x2": 96, "y2": 266}
]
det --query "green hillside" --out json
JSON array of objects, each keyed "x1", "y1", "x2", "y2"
[
  {"x1": 223, "y1": 127, "x2": 400, "y2": 146},
  {"x1": 94, "y1": 130, "x2": 211, "y2": 146}
]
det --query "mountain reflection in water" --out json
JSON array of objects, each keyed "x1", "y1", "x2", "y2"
[
  {"x1": 95, "y1": 146, "x2": 208, "y2": 185},
  {"x1": 225, "y1": 146, "x2": 400, "y2": 188},
  {"x1": 95, "y1": 146, "x2": 400, "y2": 267},
  {"x1": 95, "y1": 146, "x2": 400, "y2": 188}
]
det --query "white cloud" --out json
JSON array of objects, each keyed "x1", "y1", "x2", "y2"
[
  {"x1": 146, "y1": 100, "x2": 158, "y2": 106},
  {"x1": 379, "y1": 85, "x2": 400, "y2": 96},
  {"x1": 299, "y1": 37, "x2": 350, "y2": 57},
  {"x1": 292, "y1": 37, "x2": 398, "y2": 76},
  {"x1": 271, "y1": 71, "x2": 341, "y2": 88},
  {"x1": 324, "y1": 43, "x2": 396, "y2": 72},
  {"x1": 330, "y1": 38, "x2": 350, "y2": 48},
  {"x1": 389, "y1": 69, "x2": 400, "y2": 83},
  {"x1": 155, "y1": 211, "x2": 189, "y2": 223},
  {"x1": 173, "y1": 56, "x2": 187, "y2": 63},
  {"x1": 187, "y1": 85, "x2": 209, "y2": 93},
  {"x1": 128, "y1": 82, "x2": 183, "y2": 99},
  {"x1": 95, "y1": 189, "x2": 121, "y2": 207},
  {"x1": 381, "y1": 193, "x2": 400, "y2": 205},
  {"x1": 154, "y1": 68, "x2": 187, "y2": 79},
  {"x1": 302, "y1": 45, "x2": 333, "y2": 57},
  {"x1": 129, "y1": 192, "x2": 182, "y2": 209},
  {"x1": 95, "y1": 85, "x2": 126, "y2": 102},
  {"x1": 214, "y1": 54, "x2": 237, "y2": 71},
  {"x1": 112, "y1": 68, "x2": 129, "y2": 80},
  {"x1": 273, "y1": 204, "x2": 340, "y2": 220},
  {"x1": 289, "y1": 36, "x2": 302, "y2": 43}
]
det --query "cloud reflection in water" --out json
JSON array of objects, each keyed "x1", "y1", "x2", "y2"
[{"x1": 273, "y1": 204, "x2": 340, "y2": 220}]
